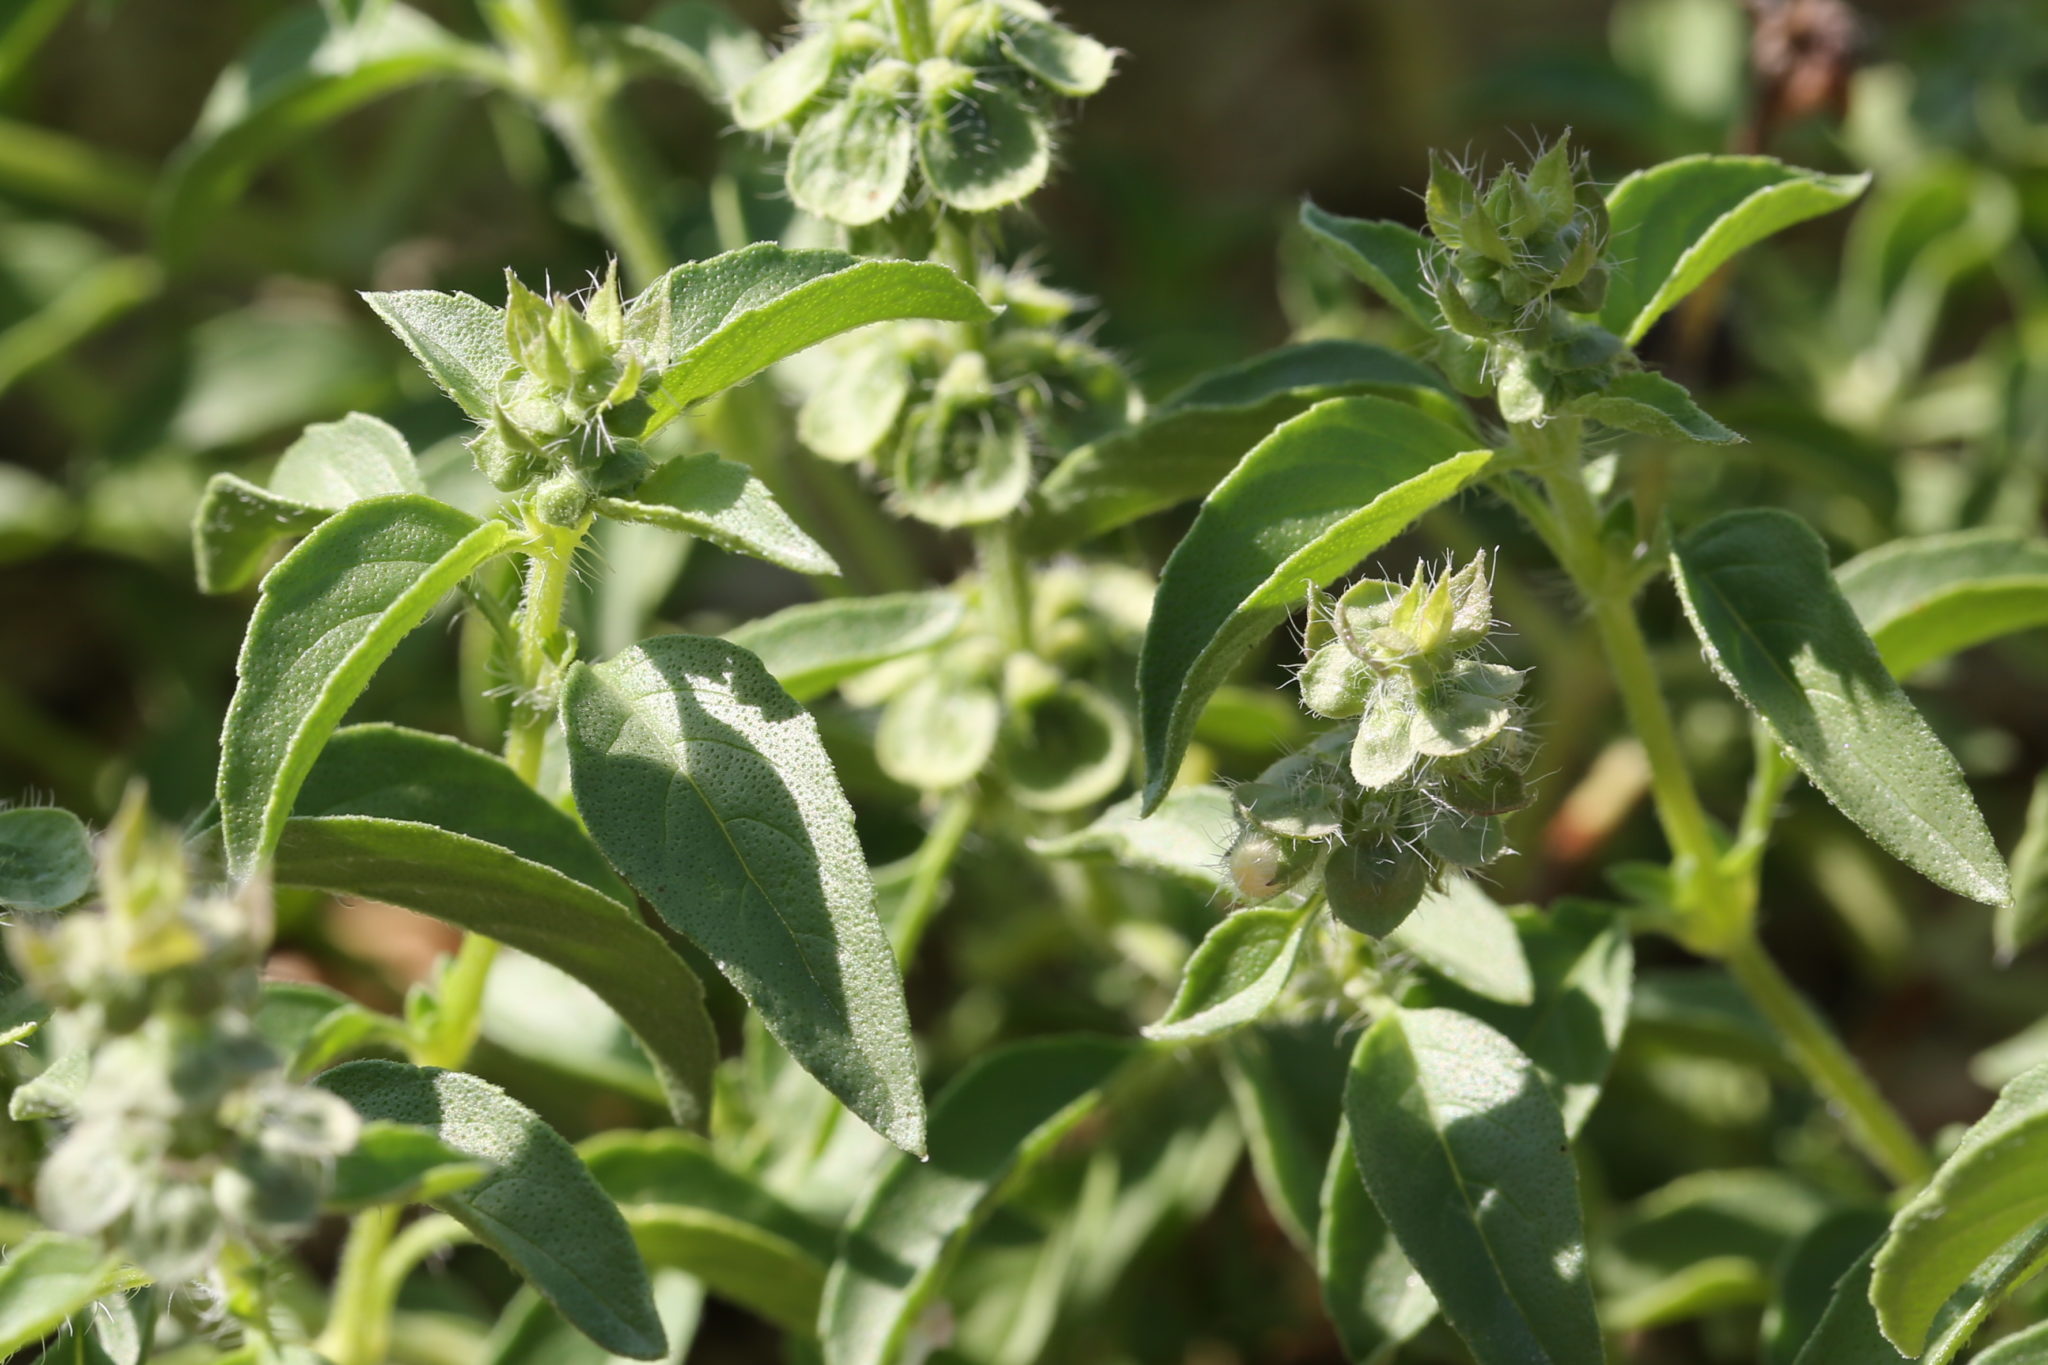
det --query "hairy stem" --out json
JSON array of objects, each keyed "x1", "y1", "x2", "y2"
[{"x1": 1722, "y1": 933, "x2": 1933, "y2": 1187}]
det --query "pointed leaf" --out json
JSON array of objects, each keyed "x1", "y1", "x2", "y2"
[
  {"x1": 625, "y1": 245, "x2": 993, "y2": 430},
  {"x1": 1320, "y1": 1119, "x2": 1437, "y2": 1363},
  {"x1": 1767, "y1": 1208, "x2": 1890, "y2": 1365},
  {"x1": 1028, "y1": 340, "x2": 1467, "y2": 550},
  {"x1": 1298, "y1": 205, "x2": 1439, "y2": 331},
  {"x1": 1672, "y1": 509, "x2": 2009, "y2": 906},
  {"x1": 217, "y1": 495, "x2": 511, "y2": 880},
  {"x1": 320, "y1": 1061, "x2": 665, "y2": 1360},
  {"x1": 1599, "y1": 155, "x2": 1870, "y2": 344},
  {"x1": 1031, "y1": 786, "x2": 1239, "y2": 894},
  {"x1": 819, "y1": 1036, "x2": 1137, "y2": 1365},
  {"x1": 0, "y1": 806, "x2": 92, "y2": 912},
  {"x1": 1345, "y1": 1008, "x2": 1604, "y2": 1365},
  {"x1": 725, "y1": 591, "x2": 964, "y2": 702},
  {"x1": 1999, "y1": 773, "x2": 2048, "y2": 959},
  {"x1": 1798, "y1": 1226, "x2": 2048, "y2": 1365},
  {"x1": 1137, "y1": 396, "x2": 1491, "y2": 811},
  {"x1": 361, "y1": 288, "x2": 514, "y2": 420},
  {"x1": 1836, "y1": 529, "x2": 2048, "y2": 677},
  {"x1": 1144, "y1": 904, "x2": 1314, "y2": 1042},
  {"x1": 158, "y1": 4, "x2": 496, "y2": 260},
  {"x1": 1567, "y1": 371, "x2": 1740, "y2": 444},
  {"x1": 600, "y1": 452, "x2": 838, "y2": 575},
  {"x1": 562, "y1": 634, "x2": 925, "y2": 1154},
  {"x1": 484, "y1": 1269, "x2": 703, "y2": 1365}
]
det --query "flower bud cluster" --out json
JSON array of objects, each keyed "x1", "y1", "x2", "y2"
[
  {"x1": 796, "y1": 265, "x2": 1136, "y2": 527},
  {"x1": 469, "y1": 265, "x2": 653, "y2": 527},
  {"x1": 7, "y1": 804, "x2": 358, "y2": 1282},
  {"x1": 735, "y1": 0, "x2": 1114, "y2": 228},
  {"x1": 1420, "y1": 143, "x2": 1634, "y2": 425},
  {"x1": 1225, "y1": 554, "x2": 1532, "y2": 937}
]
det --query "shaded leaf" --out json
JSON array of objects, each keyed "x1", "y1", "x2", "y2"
[
  {"x1": 1345, "y1": 1008, "x2": 1603, "y2": 1365},
  {"x1": 1224, "y1": 1017, "x2": 1350, "y2": 1255},
  {"x1": 1137, "y1": 397, "x2": 1491, "y2": 811},
  {"x1": 1319, "y1": 1118, "x2": 1436, "y2": 1363},
  {"x1": 819, "y1": 1036, "x2": 1137, "y2": 1365},
  {"x1": 0, "y1": 806, "x2": 92, "y2": 912},
  {"x1": 0, "y1": 1234, "x2": 133, "y2": 1359},
  {"x1": 328, "y1": 1121, "x2": 487, "y2": 1209},
  {"x1": 1567, "y1": 371, "x2": 1739, "y2": 444},
  {"x1": 1298, "y1": 205, "x2": 1439, "y2": 331},
  {"x1": 1999, "y1": 772, "x2": 2048, "y2": 960},
  {"x1": 726, "y1": 591, "x2": 964, "y2": 702},
  {"x1": 320, "y1": 1061, "x2": 665, "y2": 1360},
  {"x1": 563, "y1": 634, "x2": 924, "y2": 1154},
  {"x1": 1672, "y1": 508, "x2": 2009, "y2": 907}
]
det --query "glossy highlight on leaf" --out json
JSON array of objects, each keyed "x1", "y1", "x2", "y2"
[{"x1": 1138, "y1": 396, "x2": 1491, "y2": 811}]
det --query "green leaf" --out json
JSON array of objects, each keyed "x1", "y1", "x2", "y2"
[
  {"x1": 562, "y1": 634, "x2": 924, "y2": 1154},
  {"x1": 1224, "y1": 1018, "x2": 1349, "y2": 1255},
  {"x1": 328, "y1": 1121, "x2": 487, "y2": 1209},
  {"x1": 1027, "y1": 341, "x2": 1468, "y2": 550},
  {"x1": 1387, "y1": 877, "x2": 1534, "y2": 1007},
  {"x1": 787, "y1": 73, "x2": 914, "y2": 228},
  {"x1": 320, "y1": 1061, "x2": 664, "y2": 1360},
  {"x1": 1137, "y1": 397, "x2": 1491, "y2": 811},
  {"x1": 0, "y1": 806, "x2": 92, "y2": 912},
  {"x1": 819, "y1": 1036, "x2": 1137, "y2": 1365},
  {"x1": 1143, "y1": 904, "x2": 1314, "y2": 1042},
  {"x1": 1596, "y1": 1170, "x2": 1831, "y2": 1332},
  {"x1": 1002, "y1": 15, "x2": 1114, "y2": 97},
  {"x1": 1870, "y1": 1062, "x2": 2048, "y2": 1353},
  {"x1": 1767, "y1": 1209, "x2": 1890, "y2": 1365},
  {"x1": 191, "y1": 476, "x2": 330, "y2": 595},
  {"x1": 1797, "y1": 1225, "x2": 2048, "y2": 1365},
  {"x1": 1298, "y1": 205, "x2": 1439, "y2": 331},
  {"x1": 484, "y1": 1269, "x2": 703, "y2": 1365},
  {"x1": 876, "y1": 673, "x2": 1001, "y2": 792},
  {"x1": 730, "y1": 28, "x2": 836, "y2": 131},
  {"x1": 1000, "y1": 679, "x2": 1132, "y2": 813},
  {"x1": 1345, "y1": 1008, "x2": 1604, "y2": 1365},
  {"x1": 216, "y1": 496, "x2": 512, "y2": 880},
  {"x1": 157, "y1": 4, "x2": 495, "y2": 260},
  {"x1": 1319, "y1": 1119, "x2": 1437, "y2": 1364},
  {"x1": 625, "y1": 245, "x2": 993, "y2": 430},
  {"x1": 916, "y1": 77, "x2": 1049, "y2": 213},
  {"x1": 725, "y1": 591, "x2": 964, "y2": 702},
  {"x1": 361, "y1": 288, "x2": 513, "y2": 421},
  {"x1": 1567, "y1": 371, "x2": 1740, "y2": 444},
  {"x1": 599, "y1": 452, "x2": 838, "y2": 575},
  {"x1": 269, "y1": 727, "x2": 717, "y2": 1127},
  {"x1": 1835, "y1": 529, "x2": 2048, "y2": 677},
  {"x1": 1672, "y1": 509, "x2": 2010, "y2": 907},
  {"x1": 613, "y1": 1, "x2": 766, "y2": 103},
  {"x1": 1978, "y1": 1321, "x2": 2048, "y2": 1364},
  {"x1": 1406, "y1": 899, "x2": 1632, "y2": 1134},
  {"x1": 0, "y1": 1233, "x2": 132, "y2": 1359},
  {"x1": 583, "y1": 1129, "x2": 837, "y2": 1261},
  {"x1": 253, "y1": 980, "x2": 403, "y2": 1078},
  {"x1": 193, "y1": 413, "x2": 429, "y2": 594},
  {"x1": 1598, "y1": 155, "x2": 1870, "y2": 344},
  {"x1": 1999, "y1": 772, "x2": 2048, "y2": 960},
  {"x1": 1031, "y1": 786, "x2": 1239, "y2": 894}
]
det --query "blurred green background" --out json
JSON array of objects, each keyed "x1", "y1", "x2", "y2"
[{"x1": 3, "y1": 1, "x2": 2047, "y2": 1360}]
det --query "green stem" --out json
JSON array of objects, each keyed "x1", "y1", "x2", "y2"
[
  {"x1": 503, "y1": 517, "x2": 586, "y2": 785},
  {"x1": 891, "y1": 791, "x2": 978, "y2": 964},
  {"x1": 886, "y1": 0, "x2": 935, "y2": 61},
  {"x1": 314, "y1": 1205, "x2": 401, "y2": 1365},
  {"x1": 977, "y1": 521, "x2": 1035, "y2": 654},
  {"x1": 548, "y1": 94, "x2": 671, "y2": 288},
  {"x1": 1722, "y1": 934, "x2": 1932, "y2": 1187}
]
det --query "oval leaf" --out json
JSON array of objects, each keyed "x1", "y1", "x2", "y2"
[
  {"x1": 217, "y1": 494, "x2": 510, "y2": 880},
  {"x1": 562, "y1": 634, "x2": 924, "y2": 1154},
  {"x1": 1137, "y1": 396, "x2": 1491, "y2": 811},
  {"x1": 725, "y1": 591, "x2": 964, "y2": 702},
  {"x1": 599, "y1": 452, "x2": 838, "y2": 575},
  {"x1": 625, "y1": 245, "x2": 993, "y2": 429},
  {"x1": 320, "y1": 1061, "x2": 664, "y2": 1360},
  {"x1": 0, "y1": 1234, "x2": 131, "y2": 1358},
  {"x1": 1599, "y1": 155, "x2": 1870, "y2": 344},
  {"x1": 1298, "y1": 204, "x2": 1438, "y2": 331},
  {"x1": 1144, "y1": 904, "x2": 1314, "y2": 1042},
  {"x1": 1028, "y1": 340, "x2": 1467, "y2": 550},
  {"x1": 1836, "y1": 529, "x2": 2048, "y2": 677},
  {"x1": 1672, "y1": 508, "x2": 2009, "y2": 907},
  {"x1": 1031, "y1": 786, "x2": 1239, "y2": 894},
  {"x1": 0, "y1": 806, "x2": 92, "y2": 912},
  {"x1": 819, "y1": 1036, "x2": 1137, "y2": 1365},
  {"x1": 1345, "y1": 1008, "x2": 1604, "y2": 1365}
]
